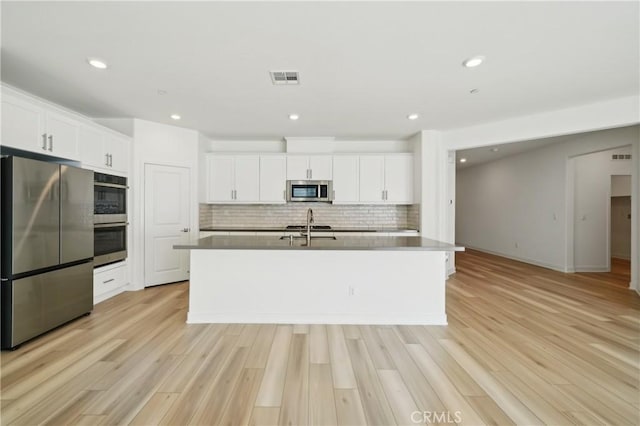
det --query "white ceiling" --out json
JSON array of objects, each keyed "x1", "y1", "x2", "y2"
[
  {"x1": 1, "y1": 1, "x2": 638, "y2": 140},
  {"x1": 455, "y1": 133, "x2": 578, "y2": 169}
]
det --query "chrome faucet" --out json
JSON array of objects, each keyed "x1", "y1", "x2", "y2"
[{"x1": 305, "y1": 208, "x2": 314, "y2": 245}]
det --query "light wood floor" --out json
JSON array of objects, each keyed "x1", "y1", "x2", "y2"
[{"x1": 1, "y1": 250, "x2": 638, "y2": 425}]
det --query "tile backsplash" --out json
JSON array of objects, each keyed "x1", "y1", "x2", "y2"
[{"x1": 200, "y1": 204, "x2": 421, "y2": 229}]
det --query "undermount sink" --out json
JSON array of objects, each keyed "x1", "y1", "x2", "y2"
[{"x1": 279, "y1": 235, "x2": 337, "y2": 240}]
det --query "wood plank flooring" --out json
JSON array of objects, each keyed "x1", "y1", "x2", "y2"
[{"x1": 1, "y1": 249, "x2": 638, "y2": 425}]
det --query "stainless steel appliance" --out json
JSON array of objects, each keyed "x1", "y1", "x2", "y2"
[
  {"x1": 94, "y1": 222, "x2": 127, "y2": 267},
  {"x1": 1, "y1": 156, "x2": 94, "y2": 350},
  {"x1": 94, "y1": 172, "x2": 127, "y2": 224},
  {"x1": 93, "y1": 172, "x2": 127, "y2": 267},
  {"x1": 286, "y1": 180, "x2": 333, "y2": 202}
]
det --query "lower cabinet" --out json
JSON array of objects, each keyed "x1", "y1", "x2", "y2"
[{"x1": 93, "y1": 262, "x2": 128, "y2": 304}]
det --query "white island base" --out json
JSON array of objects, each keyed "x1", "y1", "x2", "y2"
[{"x1": 187, "y1": 249, "x2": 447, "y2": 325}]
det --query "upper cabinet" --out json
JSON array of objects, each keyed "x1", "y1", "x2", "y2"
[
  {"x1": 1, "y1": 86, "x2": 131, "y2": 175},
  {"x1": 332, "y1": 155, "x2": 359, "y2": 204},
  {"x1": 205, "y1": 154, "x2": 260, "y2": 203},
  {"x1": 78, "y1": 126, "x2": 129, "y2": 174},
  {"x1": 286, "y1": 155, "x2": 332, "y2": 180},
  {"x1": 1, "y1": 91, "x2": 79, "y2": 160},
  {"x1": 359, "y1": 154, "x2": 413, "y2": 204},
  {"x1": 259, "y1": 155, "x2": 287, "y2": 203}
]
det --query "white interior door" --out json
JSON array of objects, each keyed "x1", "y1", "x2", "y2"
[{"x1": 145, "y1": 164, "x2": 190, "y2": 287}]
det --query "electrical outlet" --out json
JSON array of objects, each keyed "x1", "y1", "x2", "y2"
[{"x1": 348, "y1": 286, "x2": 355, "y2": 296}]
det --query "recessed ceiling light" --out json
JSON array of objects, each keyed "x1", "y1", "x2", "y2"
[
  {"x1": 470, "y1": 88, "x2": 480, "y2": 94},
  {"x1": 407, "y1": 113, "x2": 419, "y2": 120},
  {"x1": 87, "y1": 58, "x2": 108, "y2": 69},
  {"x1": 170, "y1": 114, "x2": 181, "y2": 120},
  {"x1": 462, "y1": 56, "x2": 485, "y2": 68},
  {"x1": 289, "y1": 114, "x2": 300, "y2": 121},
  {"x1": 490, "y1": 147, "x2": 499, "y2": 152},
  {"x1": 459, "y1": 158, "x2": 467, "y2": 163}
]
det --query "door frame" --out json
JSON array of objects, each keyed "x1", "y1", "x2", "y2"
[{"x1": 143, "y1": 162, "x2": 191, "y2": 287}]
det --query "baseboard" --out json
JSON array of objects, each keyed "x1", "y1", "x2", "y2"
[
  {"x1": 94, "y1": 286, "x2": 127, "y2": 304},
  {"x1": 187, "y1": 312, "x2": 448, "y2": 325},
  {"x1": 460, "y1": 244, "x2": 567, "y2": 272},
  {"x1": 574, "y1": 266, "x2": 609, "y2": 272}
]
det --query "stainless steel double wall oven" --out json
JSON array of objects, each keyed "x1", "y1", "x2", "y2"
[{"x1": 93, "y1": 172, "x2": 128, "y2": 267}]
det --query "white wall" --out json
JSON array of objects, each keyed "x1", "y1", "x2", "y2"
[
  {"x1": 573, "y1": 147, "x2": 632, "y2": 271},
  {"x1": 130, "y1": 119, "x2": 199, "y2": 290},
  {"x1": 456, "y1": 126, "x2": 638, "y2": 273},
  {"x1": 612, "y1": 175, "x2": 632, "y2": 197}
]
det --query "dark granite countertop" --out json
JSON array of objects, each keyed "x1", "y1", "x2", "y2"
[
  {"x1": 176, "y1": 235, "x2": 463, "y2": 251},
  {"x1": 199, "y1": 226, "x2": 420, "y2": 233}
]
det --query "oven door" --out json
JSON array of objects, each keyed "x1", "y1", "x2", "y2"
[
  {"x1": 94, "y1": 223, "x2": 127, "y2": 267},
  {"x1": 94, "y1": 182, "x2": 127, "y2": 224}
]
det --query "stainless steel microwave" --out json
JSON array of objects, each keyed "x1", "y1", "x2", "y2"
[{"x1": 287, "y1": 180, "x2": 333, "y2": 202}]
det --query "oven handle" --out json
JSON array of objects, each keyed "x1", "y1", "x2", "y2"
[
  {"x1": 94, "y1": 182, "x2": 128, "y2": 189},
  {"x1": 94, "y1": 222, "x2": 129, "y2": 228}
]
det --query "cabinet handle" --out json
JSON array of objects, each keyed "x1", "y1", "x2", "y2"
[
  {"x1": 105, "y1": 153, "x2": 110, "y2": 166},
  {"x1": 109, "y1": 154, "x2": 113, "y2": 167},
  {"x1": 309, "y1": 169, "x2": 312, "y2": 179},
  {"x1": 48, "y1": 135, "x2": 53, "y2": 151},
  {"x1": 180, "y1": 228, "x2": 190, "y2": 233},
  {"x1": 231, "y1": 189, "x2": 234, "y2": 200},
  {"x1": 234, "y1": 189, "x2": 237, "y2": 200},
  {"x1": 382, "y1": 190, "x2": 385, "y2": 200},
  {"x1": 103, "y1": 278, "x2": 115, "y2": 284},
  {"x1": 283, "y1": 190, "x2": 286, "y2": 200},
  {"x1": 385, "y1": 190, "x2": 388, "y2": 200},
  {"x1": 42, "y1": 133, "x2": 47, "y2": 150},
  {"x1": 332, "y1": 190, "x2": 335, "y2": 200}
]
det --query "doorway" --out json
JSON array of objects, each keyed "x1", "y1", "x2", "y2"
[
  {"x1": 144, "y1": 163, "x2": 191, "y2": 287},
  {"x1": 610, "y1": 175, "x2": 632, "y2": 286}
]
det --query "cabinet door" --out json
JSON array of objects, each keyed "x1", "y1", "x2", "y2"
[
  {"x1": 1, "y1": 94, "x2": 45, "y2": 153},
  {"x1": 107, "y1": 135, "x2": 129, "y2": 173},
  {"x1": 207, "y1": 155, "x2": 234, "y2": 202},
  {"x1": 308, "y1": 155, "x2": 332, "y2": 180},
  {"x1": 359, "y1": 155, "x2": 385, "y2": 203},
  {"x1": 286, "y1": 155, "x2": 309, "y2": 180},
  {"x1": 260, "y1": 155, "x2": 286, "y2": 203},
  {"x1": 233, "y1": 155, "x2": 260, "y2": 202},
  {"x1": 78, "y1": 125, "x2": 107, "y2": 169},
  {"x1": 384, "y1": 155, "x2": 414, "y2": 204},
  {"x1": 332, "y1": 155, "x2": 359, "y2": 203},
  {"x1": 45, "y1": 111, "x2": 79, "y2": 160}
]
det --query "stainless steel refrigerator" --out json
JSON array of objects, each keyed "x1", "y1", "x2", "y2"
[{"x1": 1, "y1": 156, "x2": 94, "y2": 349}]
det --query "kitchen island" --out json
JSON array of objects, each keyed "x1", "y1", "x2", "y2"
[{"x1": 175, "y1": 235, "x2": 464, "y2": 325}]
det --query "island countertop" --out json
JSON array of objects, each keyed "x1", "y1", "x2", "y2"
[{"x1": 175, "y1": 235, "x2": 464, "y2": 251}]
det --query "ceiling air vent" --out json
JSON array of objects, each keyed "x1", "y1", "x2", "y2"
[
  {"x1": 611, "y1": 154, "x2": 632, "y2": 160},
  {"x1": 270, "y1": 70, "x2": 300, "y2": 85}
]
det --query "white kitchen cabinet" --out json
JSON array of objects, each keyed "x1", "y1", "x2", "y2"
[
  {"x1": 106, "y1": 134, "x2": 129, "y2": 173},
  {"x1": 359, "y1": 155, "x2": 386, "y2": 203},
  {"x1": 1, "y1": 93, "x2": 45, "y2": 153},
  {"x1": 359, "y1": 154, "x2": 413, "y2": 204},
  {"x1": 44, "y1": 111, "x2": 79, "y2": 159},
  {"x1": 1, "y1": 91, "x2": 79, "y2": 160},
  {"x1": 259, "y1": 155, "x2": 286, "y2": 203},
  {"x1": 332, "y1": 155, "x2": 360, "y2": 204},
  {"x1": 206, "y1": 154, "x2": 260, "y2": 203},
  {"x1": 286, "y1": 155, "x2": 332, "y2": 180},
  {"x1": 79, "y1": 125, "x2": 130, "y2": 174},
  {"x1": 94, "y1": 262, "x2": 128, "y2": 304},
  {"x1": 383, "y1": 155, "x2": 414, "y2": 204}
]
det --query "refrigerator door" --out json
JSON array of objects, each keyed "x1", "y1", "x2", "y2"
[
  {"x1": 60, "y1": 165, "x2": 94, "y2": 264},
  {"x1": 10, "y1": 157, "x2": 60, "y2": 275},
  {"x1": 3, "y1": 260, "x2": 93, "y2": 349}
]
